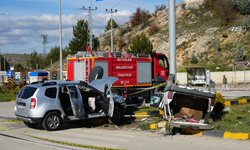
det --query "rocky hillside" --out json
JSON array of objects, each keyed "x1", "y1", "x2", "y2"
[{"x1": 97, "y1": 1, "x2": 250, "y2": 71}]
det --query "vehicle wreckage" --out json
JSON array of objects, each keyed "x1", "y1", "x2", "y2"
[{"x1": 151, "y1": 74, "x2": 216, "y2": 131}]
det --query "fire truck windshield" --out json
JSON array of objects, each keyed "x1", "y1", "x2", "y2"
[{"x1": 158, "y1": 57, "x2": 168, "y2": 69}]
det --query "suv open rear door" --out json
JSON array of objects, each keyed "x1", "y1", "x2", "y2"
[{"x1": 66, "y1": 85, "x2": 84, "y2": 118}]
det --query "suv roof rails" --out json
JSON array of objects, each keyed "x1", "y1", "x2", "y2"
[
  {"x1": 43, "y1": 80, "x2": 88, "y2": 85},
  {"x1": 42, "y1": 82, "x2": 57, "y2": 86}
]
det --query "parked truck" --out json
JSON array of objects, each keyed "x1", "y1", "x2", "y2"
[{"x1": 67, "y1": 51, "x2": 169, "y2": 103}]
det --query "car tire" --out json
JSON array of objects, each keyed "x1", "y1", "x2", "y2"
[
  {"x1": 112, "y1": 89, "x2": 121, "y2": 96},
  {"x1": 42, "y1": 112, "x2": 61, "y2": 131},
  {"x1": 108, "y1": 106, "x2": 122, "y2": 124},
  {"x1": 23, "y1": 121, "x2": 39, "y2": 128}
]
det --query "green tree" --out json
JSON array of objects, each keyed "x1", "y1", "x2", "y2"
[
  {"x1": 105, "y1": 18, "x2": 118, "y2": 32},
  {"x1": 68, "y1": 19, "x2": 89, "y2": 54},
  {"x1": 127, "y1": 33, "x2": 154, "y2": 54},
  {"x1": 26, "y1": 50, "x2": 45, "y2": 70},
  {"x1": 235, "y1": 41, "x2": 245, "y2": 61},
  {"x1": 216, "y1": 38, "x2": 220, "y2": 53},
  {"x1": 190, "y1": 53, "x2": 198, "y2": 64},
  {"x1": 227, "y1": 0, "x2": 239, "y2": 10},
  {"x1": 44, "y1": 46, "x2": 69, "y2": 67},
  {"x1": 238, "y1": 0, "x2": 250, "y2": 14},
  {"x1": 0, "y1": 55, "x2": 9, "y2": 71},
  {"x1": 213, "y1": 0, "x2": 235, "y2": 26},
  {"x1": 93, "y1": 37, "x2": 100, "y2": 51},
  {"x1": 243, "y1": 14, "x2": 248, "y2": 26},
  {"x1": 14, "y1": 63, "x2": 24, "y2": 72}
]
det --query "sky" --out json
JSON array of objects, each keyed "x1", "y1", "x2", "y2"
[{"x1": 0, "y1": 0, "x2": 183, "y2": 54}]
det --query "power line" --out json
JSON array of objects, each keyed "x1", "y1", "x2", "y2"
[{"x1": 14, "y1": 0, "x2": 125, "y2": 54}]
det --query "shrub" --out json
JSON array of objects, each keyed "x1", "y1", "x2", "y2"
[
  {"x1": 118, "y1": 39, "x2": 126, "y2": 49},
  {"x1": 130, "y1": 8, "x2": 151, "y2": 27},
  {"x1": 213, "y1": 92, "x2": 225, "y2": 113},
  {"x1": 11, "y1": 82, "x2": 16, "y2": 90},
  {"x1": 18, "y1": 82, "x2": 23, "y2": 89},
  {"x1": 138, "y1": 122, "x2": 150, "y2": 130},
  {"x1": 126, "y1": 24, "x2": 131, "y2": 32},
  {"x1": 148, "y1": 23, "x2": 160, "y2": 35},
  {"x1": 222, "y1": 33, "x2": 228, "y2": 38},
  {"x1": 189, "y1": 53, "x2": 198, "y2": 64},
  {"x1": 12, "y1": 87, "x2": 21, "y2": 95},
  {"x1": 154, "y1": 4, "x2": 166, "y2": 17}
]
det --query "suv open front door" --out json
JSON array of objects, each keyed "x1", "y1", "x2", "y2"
[
  {"x1": 66, "y1": 85, "x2": 84, "y2": 118},
  {"x1": 104, "y1": 84, "x2": 114, "y2": 118}
]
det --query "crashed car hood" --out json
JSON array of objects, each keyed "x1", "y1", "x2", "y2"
[{"x1": 89, "y1": 77, "x2": 119, "y2": 92}]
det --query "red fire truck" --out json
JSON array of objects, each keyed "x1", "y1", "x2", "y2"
[{"x1": 67, "y1": 51, "x2": 169, "y2": 102}]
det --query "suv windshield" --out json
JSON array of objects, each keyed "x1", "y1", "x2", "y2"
[{"x1": 17, "y1": 86, "x2": 37, "y2": 99}]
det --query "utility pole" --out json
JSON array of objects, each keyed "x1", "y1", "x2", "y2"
[
  {"x1": 141, "y1": 0, "x2": 143, "y2": 10},
  {"x1": 41, "y1": 34, "x2": 48, "y2": 56},
  {"x1": 0, "y1": 44, "x2": 2, "y2": 71},
  {"x1": 4, "y1": 53, "x2": 5, "y2": 71},
  {"x1": 106, "y1": 9, "x2": 117, "y2": 52},
  {"x1": 76, "y1": 0, "x2": 97, "y2": 51},
  {"x1": 169, "y1": 0, "x2": 176, "y2": 79}
]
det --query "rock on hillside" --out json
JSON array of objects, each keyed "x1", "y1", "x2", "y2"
[{"x1": 97, "y1": 1, "x2": 246, "y2": 69}]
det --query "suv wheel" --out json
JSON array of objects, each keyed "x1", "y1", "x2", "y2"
[
  {"x1": 42, "y1": 112, "x2": 61, "y2": 131},
  {"x1": 108, "y1": 106, "x2": 122, "y2": 124},
  {"x1": 23, "y1": 121, "x2": 39, "y2": 128}
]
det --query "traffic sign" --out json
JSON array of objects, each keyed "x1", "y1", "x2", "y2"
[
  {"x1": 8, "y1": 77, "x2": 12, "y2": 83},
  {"x1": 233, "y1": 61, "x2": 249, "y2": 67},
  {"x1": 6, "y1": 70, "x2": 13, "y2": 77},
  {"x1": 0, "y1": 71, "x2": 6, "y2": 76}
]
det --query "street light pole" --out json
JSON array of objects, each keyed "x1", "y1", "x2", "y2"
[
  {"x1": 59, "y1": 0, "x2": 63, "y2": 80},
  {"x1": 0, "y1": 13, "x2": 9, "y2": 72},
  {"x1": 106, "y1": 9, "x2": 117, "y2": 52},
  {"x1": 0, "y1": 44, "x2": 2, "y2": 72}
]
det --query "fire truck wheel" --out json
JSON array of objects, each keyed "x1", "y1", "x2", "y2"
[{"x1": 108, "y1": 106, "x2": 121, "y2": 124}]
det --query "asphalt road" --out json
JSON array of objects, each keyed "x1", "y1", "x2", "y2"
[{"x1": 1, "y1": 102, "x2": 250, "y2": 150}]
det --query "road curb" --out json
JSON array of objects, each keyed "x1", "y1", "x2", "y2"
[
  {"x1": 181, "y1": 129, "x2": 250, "y2": 140},
  {"x1": 134, "y1": 110, "x2": 164, "y2": 118},
  {"x1": 225, "y1": 99, "x2": 250, "y2": 106}
]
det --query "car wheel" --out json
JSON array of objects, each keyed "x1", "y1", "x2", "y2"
[
  {"x1": 112, "y1": 89, "x2": 121, "y2": 96},
  {"x1": 108, "y1": 106, "x2": 122, "y2": 124},
  {"x1": 23, "y1": 121, "x2": 39, "y2": 128},
  {"x1": 42, "y1": 112, "x2": 61, "y2": 131}
]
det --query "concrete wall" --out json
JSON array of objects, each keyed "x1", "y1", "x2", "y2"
[{"x1": 177, "y1": 71, "x2": 250, "y2": 84}]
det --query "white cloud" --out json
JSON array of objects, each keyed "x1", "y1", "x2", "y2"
[{"x1": 0, "y1": 9, "x2": 131, "y2": 53}]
